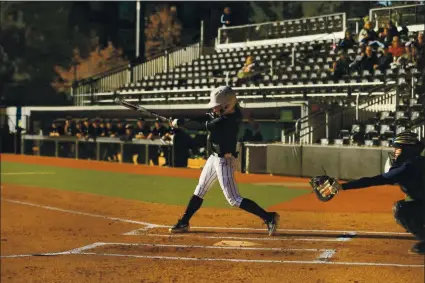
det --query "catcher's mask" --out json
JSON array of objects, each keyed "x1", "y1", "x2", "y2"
[
  {"x1": 208, "y1": 86, "x2": 237, "y2": 115},
  {"x1": 388, "y1": 131, "x2": 424, "y2": 165}
]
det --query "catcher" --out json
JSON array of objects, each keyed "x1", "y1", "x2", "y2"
[{"x1": 310, "y1": 131, "x2": 425, "y2": 255}]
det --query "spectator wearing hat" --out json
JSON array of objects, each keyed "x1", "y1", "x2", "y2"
[
  {"x1": 374, "y1": 45, "x2": 393, "y2": 72},
  {"x1": 49, "y1": 120, "x2": 62, "y2": 137},
  {"x1": 378, "y1": 27, "x2": 393, "y2": 47},
  {"x1": 62, "y1": 117, "x2": 76, "y2": 158},
  {"x1": 104, "y1": 119, "x2": 118, "y2": 161},
  {"x1": 398, "y1": 43, "x2": 416, "y2": 68}
]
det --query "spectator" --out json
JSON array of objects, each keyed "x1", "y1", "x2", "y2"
[
  {"x1": 338, "y1": 30, "x2": 356, "y2": 51},
  {"x1": 331, "y1": 50, "x2": 351, "y2": 79},
  {"x1": 252, "y1": 123, "x2": 263, "y2": 142},
  {"x1": 134, "y1": 118, "x2": 151, "y2": 139},
  {"x1": 413, "y1": 32, "x2": 424, "y2": 55},
  {"x1": 358, "y1": 21, "x2": 377, "y2": 45},
  {"x1": 64, "y1": 117, "x2": 75, "y2": 136},
  {"x1": 75, "y1": 121, "x2": 84, "y2": 139},
  {"x1": 386, "y1": 21, "x2": 399, "y2": 40},
  {"x1": 147, "y1": 120, "x2": 168, "y2": 166},
  {"x1": 374, "y1": 46, "x2": 393, "y2": 72},
  {"x1": 99, "y1": 120, "x2": 107, "y2": 137},
  {"x1": 237, "y1": 56, "x2": 260, "y2": 85},
  {"x1": 132, "y1": 118, "x2": 151, "y2": 164},
  {"x1": 105, "y1": 119, "x2": 118, "y2": 162},
  {"x1": 118, "y1": 124, "x2": 135, "y2": 164},
  {"x1": 240, "y1": 128, "x2": 253, "y2": 142},
  {"x1": 116, "y1": 120, "x2": 125, "y2": 136},
  {"x1": 360, "y1": 46, "x2": 377, "y2": 73},
  {"x1": 388, "y1": 36, "x2": 405, "y2": 61},
  {"x1": 377, "y1": 27, "x2": 393, "y2": 47},
  {"x1": 399, "y1": 43, "x2": 416, "y2": 68},
  {"x1": 49, "y1": 120, "x2": 62, "y2": 137},
  {"x1": 221, "y1": 7, "x2": 231, "y2": 28},
  {"x1": 170, "y1": 119, "x2": 197, "y2": 168}
]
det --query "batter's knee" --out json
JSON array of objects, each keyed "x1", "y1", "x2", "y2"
[{"x1": 226, "y1": 196, "x2": 243, "y2": 207}]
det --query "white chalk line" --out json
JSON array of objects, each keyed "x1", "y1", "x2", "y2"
[
  {"x1": 99, "y1": 242, "x2": 328, "y2": 252},
  {"x1": 1, "y1": 198, "x2": 157, "y2": 228},
  {"x1": 143, "y1": 233, "x2": 349, "y2": 242},
  {"x1": 76, "y1": 252, "x2": 425, "y2": 268},
  {"x1": 0, "y1": 243, "x2": 106, "y2": 259},
  {"x1": 1, "y1": 172, "x2": 56, "y2": 175},
  {"x1": 2, "y1": 198, "x2": 410, "y2": 241},
  {"x1": 316, "y1": 249, "x2": 336, "y2": 262}
]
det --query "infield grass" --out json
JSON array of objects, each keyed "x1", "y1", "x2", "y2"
[{"x1": 1, "y1": 161, "x2": 310, "y2": 208}]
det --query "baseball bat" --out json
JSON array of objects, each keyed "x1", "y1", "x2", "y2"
[{"x1": 114, "y1": 97, "x2": 171, "y2": 122}]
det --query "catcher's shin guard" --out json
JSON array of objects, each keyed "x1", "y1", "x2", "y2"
[{"x1": 393, "y1": 200, "x2": 425, "y2": 240}]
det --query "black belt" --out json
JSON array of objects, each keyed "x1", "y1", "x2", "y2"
[{"x1": 212, "y1": 152, "x2": 239, "y2": 158}]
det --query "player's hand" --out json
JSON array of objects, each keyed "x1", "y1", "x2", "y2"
[{"x1": 171, "y1": 119, "x2": 179, "y2": 128}]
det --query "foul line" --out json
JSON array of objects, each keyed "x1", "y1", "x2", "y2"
[
  {"x1": 1, "y1": 199, "x2": 158, "y2": 228},
  {"x1": 1, "y1": 172, "x2": 56, "y2": 175}
]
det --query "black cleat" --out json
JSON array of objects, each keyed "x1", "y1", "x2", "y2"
[
  {"x1": 408, "y1": 241, "x2": 425, "y2": 255},
  {"x1": 169, "y1": 219, "x2": 190, "y2": 233},
  {"x1": 266, "y1": 212, "x2": 280, "y2": 236}
]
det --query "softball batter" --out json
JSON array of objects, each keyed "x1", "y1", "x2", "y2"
[{"x1": 169, "y1": 86, "x2": 280, "y2": 236}]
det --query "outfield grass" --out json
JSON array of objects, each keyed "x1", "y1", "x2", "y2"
[{"x1": 1, "y1": 162, "x2": 310, "y2": 208}]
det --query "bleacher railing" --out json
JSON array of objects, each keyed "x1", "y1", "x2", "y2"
[
  {"x1": 369, "y1": 3, "x2": 425, "y2": 28},
  {"x1": 283, "y1": 82, "x2": 397, "y2": 144},
  {"x1": 217, "y1": 13, "x2": 346, "y2": 45},
  {"x1": 71, "y1": 42, "x2": 201, "y2": 106}
]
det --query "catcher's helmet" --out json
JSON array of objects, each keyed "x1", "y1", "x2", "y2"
[
  {"x1": 207, "y1": 86, "x2": 237, "y2": 114},
  {"x1": 389, "y1": 131, "x2": 424, "y2": 165}
]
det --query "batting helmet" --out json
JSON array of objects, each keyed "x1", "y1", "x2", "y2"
[{"x1": 207, "y1": 86, "x2": 237, "y2": 115}]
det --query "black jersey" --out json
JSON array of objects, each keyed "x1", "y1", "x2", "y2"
[{"x1": 205, "y1": 106, "x2": 242, "y2": 157}]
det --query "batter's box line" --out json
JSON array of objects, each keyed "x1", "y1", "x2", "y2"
[
  {"x1": 74, "y1": 252, "x2": 424, "y2": 268},
  {"x1": 1, "y1": 198, "x2": 410, "y2": 240}
]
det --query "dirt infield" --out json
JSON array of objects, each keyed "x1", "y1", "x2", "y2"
[{"x1": 1, "y1": 154, "x2": 424, "y2": 283}]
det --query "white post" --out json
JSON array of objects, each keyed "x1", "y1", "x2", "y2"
[
  {"x1": 200, "y1": 20, "x2": 204, "y2": 57},
  {"x1": 356, "y1": 92, "x2": 360, "y2": 120},
  {"x1": 355, "y1": 21, "x2": 359, "y2": 34},
  {"x1": 136, "y1": 1, "x2": 140, "y2": 58},
  {"x1": 411, "y1": 75, "x2": 415, "y2": 99}
]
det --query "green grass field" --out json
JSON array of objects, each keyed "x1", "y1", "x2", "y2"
[{"x1": 1, "y1": 162, "x2": 310, "y2": 208}]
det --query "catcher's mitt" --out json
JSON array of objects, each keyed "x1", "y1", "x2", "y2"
[{"x1": 309, "y1": 175, "x2": 340, "y2": 202}]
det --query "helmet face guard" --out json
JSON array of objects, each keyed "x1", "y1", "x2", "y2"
[{"x1": 389, "y1": 131, "x2": 422, "y2": 165}]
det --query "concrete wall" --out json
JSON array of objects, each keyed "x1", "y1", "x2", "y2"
[{"x1": 244, "y1": 144, "x2": 393, "y2": 180}]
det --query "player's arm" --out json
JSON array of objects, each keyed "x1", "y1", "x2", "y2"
[
  {"x1": 205, "y1": 116, "x2": 226, "y2": 131},
  {"x1": 341, "y1": 162, "x2": 409, "y2": 190}
]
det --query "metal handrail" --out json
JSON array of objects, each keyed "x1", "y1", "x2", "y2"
[
  {"x1": 296, "y1": 83, "x2": 398, "y2": 142},
  {"x1": 283, "y1": 81, "x2": 396, "y2": 141}
]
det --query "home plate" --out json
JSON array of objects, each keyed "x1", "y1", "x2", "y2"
[{"x1": 213, "y1": 240, "x2": 259, "y2": 247}]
